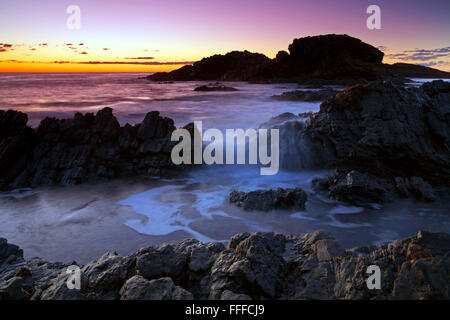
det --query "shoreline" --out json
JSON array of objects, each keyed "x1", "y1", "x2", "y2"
[{"x1": 1, "y1": 230, "x2": 448, "y2": 300}]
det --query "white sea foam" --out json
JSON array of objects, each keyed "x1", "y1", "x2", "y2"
[
  {"x1": 0, "y1": 188, "x2": 38, "y2": 199},
  {"x1": 328, "y1": 205, "x2": 365, "y2": 214}
]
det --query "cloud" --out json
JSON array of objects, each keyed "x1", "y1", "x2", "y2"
[
  {"x1": 103, "y1": 48, "x2": 110, "y2": 51},
  {"x1": 0, "y1": 59, "x2": 196, "y2": 66},
  {"x1": 74, "y1": 60, "x2": 196, "y2": 65},
  {"x1": 79, "y1": 43, "x2": 84, "y2": 46},
  {"x1": 0, "y1": 44, "x2": 13, "y2": 52},
  {"x1": 386, "y1": 46, "x2": 450, "y2": 62},
  {"x1": 80, "y1": 52, "x2": 88, "y2": 55},
  {"x1": 124, "y1": 57, "x2": 155, "y2": 60},
  {"x1": 39, "y1": 43, "x2": 48, "y2": 46},
  {"x1": 377, "y1": 46, "x2": 388, "y2": 52}
]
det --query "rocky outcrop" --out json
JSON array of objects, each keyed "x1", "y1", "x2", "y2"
[
  {"x1": 291, "y1": 80, "x2": 450, "y2": 186},
  {"x1": 194, "y1": 84, "x2": 238, "y2": 92},
  {"x1": 272, "y1": 34, "x2": 384, "y2": 80},
  {"x1": 148, "y1": 34, "x2": 429, "y2": 83},
  {"x1": 312, "y1": 170, "x2": 389, "y2": 207},
  {"x1": 1, "y1": 231, "x2": 448, "y2": 300},
  {"x1": 386, "y1": 63, "x2": 450, "y2": 79},
  {"x1": 0, "y1": 108, "x2": 177, "y2": 190},
  {"x1": 147, "y1": 51, "x2": 271, "y2": 81},
  {"x1": 229, "y1": 188, "x2": 307, "y2": 211},
  {"x1": 271, "y1": 89, "x2": 339, "y2": 102}
]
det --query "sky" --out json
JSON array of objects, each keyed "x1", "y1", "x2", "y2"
[{"x1": 0, "y1": 0, "x2": 449, "y2": 72}]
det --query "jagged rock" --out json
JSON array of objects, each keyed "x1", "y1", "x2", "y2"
[
  {"x1": 0, "y1": 276, "x2": 29, "y2": 300},
  {"x1": 210, "y1": 233, "x2": 287, "y2": 299},
  {"x1": 194, "y1": 84, "x2": 238, "y2": 92},
  {"x1": 0, "y1": 108, "x2": 177, "y2": 190},
  {"x1": 1, "y1": 231, "x2": 449, "y2": 300},
  {"x1": 120, "y1": 276, "x2": 193, "y2": 300},
  {"x1": 394, "y1": 176, "x2": 436, "y2": 201},
  {"x1": 220, "y1": 290, "x2": 251, "y2": 300},
  {"x1": 229, "y1": 187, "x2": 307, "y2": 211},
  {"x1": 271, "y1": 89, "x2": 339, "y2": 102},
  {"x1": 147, "y1": 51, "x2": 271, "y2": 81},
  {"x1": 312, "y1": 170, "x2": 388, "y2": 206},
  {"x1": 300, "y1": 80, "x2": 450, "y2": 186}
]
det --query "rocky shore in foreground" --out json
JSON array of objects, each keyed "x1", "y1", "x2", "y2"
[{"x1": 1, "y1": 231, "x2": 448, "y2": 300}]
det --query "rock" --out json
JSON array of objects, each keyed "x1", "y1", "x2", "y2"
[
  {"x1": 281, "y1": 34, "x2": 383, "y2": 80},
  {"x1": 394, "y1": 176, "x2": 436, "y2": 201},
  {"x1": 210, "y1": 232, "x2": 287, "y2": 299},
  {"x1": 194, "y1": 84, "x2": 238, "y2": 92},
  {"x1": 147, "y1": 35, "x2": 442, "y2": 82},
  {"x1": 300, "y1": 80, "x2": 450, "y2": 187},
  {"x1": 313, "y1": 170, "x2": 388, "y2": 206},
  {"x1": 393, "y1": 254, "x2": 450, "y2": 299},
  {"x1": 271, "y1": 89, "x2": 339, "y2": 102},
  {"x1": 0, "y1": 276, "x2": 28, "y2": 300},
  {"x1": 120, "y1": 276, "x2": 193, "y2": 300},
  {"x1": 409, "y1": 177, "x2": 437, "y2": 201},
  {"x1": 136, "y1": 242, "x2": 190, "y2": 282},
  {"x1": 147, "y1": 51, "x2": 271, "y2": 81},
  {"x1": 220, "y1": 290, "x2": 251, "y2": 300},
  {"x1": 0, "y1": 110, "x2": 36, "y2": 189},
  {"x1": 0, "y1": 108, "x2": 178, "y2": 190},
  {"x1": 229, "y1": 187, "x2": 307, "y2": 211},
  {"x1": 386, "y1": 63, "x2": 450, "y2": 79},
  {"x1": 258, "y1": 112, "x2": 301, "y2": 129},
  {"x1": 1, "y1": 231, "x2": 449, "y2": 300},
  {"x1": 39, "y1": 270, "x2": 87, "y2": 300}
]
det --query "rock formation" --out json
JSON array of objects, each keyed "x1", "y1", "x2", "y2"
[
  {"x1": 0, "y1": 108, "x2": 176, "y2": 190},
  {"x1": 146, "y1": 34, "x2": 450, "y2": 83},
  {"x1": 1, "y1": 231, "x2": 448, "y2": 300}
]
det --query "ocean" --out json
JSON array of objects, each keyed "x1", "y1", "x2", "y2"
[{"x1": 0, "y1": 72, "x2": 449, "y2": 263}]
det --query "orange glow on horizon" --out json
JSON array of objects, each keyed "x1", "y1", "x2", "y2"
[{"x1": 0, "y1": 61, "x2": 187, "y2": 73}]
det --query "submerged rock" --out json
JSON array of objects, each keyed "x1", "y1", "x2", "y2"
[
  {"x1": 271, "y1": 89, "x2": 339, "y2": 102},
  {"x1": 194, "y1": 84, "x2": 238, "y2": 92},
  {"x1": 229, "y1": 187, "x2": 308, "y2": 211}
]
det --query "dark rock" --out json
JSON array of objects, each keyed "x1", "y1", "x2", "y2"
[
  {"x1": 145, "y1": 34, "x2": 448, "y2": 83},
  {"x1": 1, "y1": 231, "x2": 449, "y2": 300},
  {"x1": 194, "y1": 84, "x2": 238, "y2": 92},
  {"x1": 386, "y1": 63, "x2": 450, "y2": 79},
  {"x1": 300, "y1": 80, "x2": 450, "y2": 186},
  {"x1": 147, "y1": 51, "x2": 271, "y2": 81},
  {"x1": 271, "y1": 88, "x2": 339, "y2": 102},
  {"x1": 0, "y1": 108, "x2": 177, "y2": 190},
  {"x1": 229, "y1": 187, "x2": 307, "y2": 211},
  {"x1": 120, "y1": 276, "x2": 193, "y2": 300},
  {"x1": 312, "y1": 170, "x2": 388, "y2": 206}
]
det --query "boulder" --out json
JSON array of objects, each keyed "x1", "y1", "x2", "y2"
[
  {"x1": 120, "y1": 276, "x2": 193, "y2": 300},
  {"x1": 312, "y1": 170, "x2": 388, "y2": 206},
  {"x1": 194, "y1": 84, "x2": 238, "y2": 92},
  {"x1": 229, "y1": 187, "x2": 307, "y2": 211},
  {"x1": 271, "y1": 89, "x2": 339, "y2": 102}
]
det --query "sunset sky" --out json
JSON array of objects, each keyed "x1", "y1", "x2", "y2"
[{"x1": 0, "y1": 0, "x2": 449, "y2": 72}]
